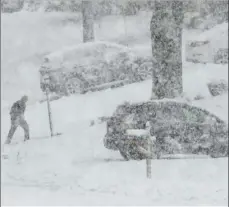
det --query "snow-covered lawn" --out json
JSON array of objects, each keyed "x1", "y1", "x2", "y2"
[
  {"x1": 2, "y1": 158, "x2": 228, "y2": 206},
  {"x1": 1, "y1": 80, "x2": 228, "y2": 205}
]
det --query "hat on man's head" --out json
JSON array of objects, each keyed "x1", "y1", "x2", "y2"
[{"x1": 21, "y1": 95, "x2": 28, "y2": 102}]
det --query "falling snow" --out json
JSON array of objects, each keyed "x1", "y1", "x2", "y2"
[{"x1": 1, "y1": 0, "x2": 228, "y2": 206}]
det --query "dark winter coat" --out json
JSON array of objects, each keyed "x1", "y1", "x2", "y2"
[{"x1": 10, "y1": 100, "x2": 26, "y2": 120}]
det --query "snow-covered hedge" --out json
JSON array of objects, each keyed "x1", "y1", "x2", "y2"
[
  {"x1": 2, "y1": 0, "x2": 146, "y2": 15},
  {"x1": 1, "y1": 0, "x2": 24, "y2": 12},
  {"x1": 207, "y1": 79, "x2": 228, "y2": 97},
  {"x1": 40, "y1": 41, "x2": 153, "y2": 96},
  {"x1": 214, "y1": 48, "x2": 228, "y2": 64},
  {"x1": 3, "y1": 0, "x2": 228, "y2": 26}
]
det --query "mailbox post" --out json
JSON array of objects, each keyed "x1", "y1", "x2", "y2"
[
  {"x1": 43, "y1": 75, "x2": 54, "y2": 137},
  {"x1": 146, "y1": 121, "x2": 153, "y2": 179}
]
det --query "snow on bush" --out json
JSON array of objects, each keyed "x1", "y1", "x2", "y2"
[
  {"x1": 1, "y1": 0, "x2": 23, "y2": 12},
  {"x1": 3, "y1": 0, "x2": 145, "y2": 14},
  {"x1": 40, "y1": 41, "x2": 153, "y2": 96},
  {"x1": 214, "y1": 48, "x2": 228, "y2": 64},
  {"x1": 207, "y1": 79, "x2": 228, "y2": 97}
]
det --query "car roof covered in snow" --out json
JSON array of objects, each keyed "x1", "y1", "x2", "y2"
[
  {"x1": 41, "y1": 41, "x2": 136, "y2": 71},
  {"x1": 113, "y1": 99, "x2": 226, "y2": 125}
]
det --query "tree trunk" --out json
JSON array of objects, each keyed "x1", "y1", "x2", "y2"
[
  {"x1": 82, "y1": 0, "x2": 94, "y2": 42},
  {"x1": 150, "y1": 1, "x2": 183, "y2": 99}
]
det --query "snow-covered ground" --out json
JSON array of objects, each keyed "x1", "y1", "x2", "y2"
[
  {"x1": 185, "y1": 22, "x2": 228, "y2": 64},
  {"x1": 1, "y1": 82, "x2": 228, "y2": 206},
  {"x1": 2, "y1": 158, "x2": 228, "y2": 206},
  {"x1": 1, "y1": 81, "x2": 228, "y2": 205},
  {"x1": 1, "y1": 11, "x2": 228, "y2": 205}
]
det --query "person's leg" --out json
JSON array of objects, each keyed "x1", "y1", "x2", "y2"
[
  {"x1": 5, "y1": 118, "x2": 19, "y2": 144},
  {"x1": 19, "y1": 115, "x2": 30, "y2": 141}
]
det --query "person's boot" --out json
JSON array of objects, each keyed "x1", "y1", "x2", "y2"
[{"x1": 24, "y1": 135, "x2": 30, "y2": 142}]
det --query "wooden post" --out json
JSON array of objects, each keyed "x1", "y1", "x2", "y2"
[
  {"x1": 146, "y1": 121, "x2": 152, "y2": 179},
  {"x1": 146, "y1": 138, "x2": 152, "y2": 179},
  {"x1": 45, "y1": 88, "x2": 54, "y2": 137}
]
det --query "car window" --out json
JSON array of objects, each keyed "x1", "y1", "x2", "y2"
[
  {"x1": 148, "y1": 102, "x2": 183, "y2": 122},
  {"x1": 146, "y1": 102, "x2": 208, "y2": 123},
  {"x1": 182, "y1": 108, "x2": 200, "y2": 122},
  {"x1": 182, "y1": 106, "x2": 217, "y2": 123}
]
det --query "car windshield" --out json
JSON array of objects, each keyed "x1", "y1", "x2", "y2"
[
  {"x1": 115, "y1": 101, "x2": 222, "y2": 128},
  {"x1": 150, "y1": 102, "x2": 219, "y2": 124}
]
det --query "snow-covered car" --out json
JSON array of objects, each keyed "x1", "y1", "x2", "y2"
[
  {"x1": 39, "y1": 41, "x2": 153, "y2": 96},
  {"x1": 185, "y1": 23, "x2": 228, "y2": 64},
  {"x1": 103, "y1": 100, "x2": 228, "y2": 160}
]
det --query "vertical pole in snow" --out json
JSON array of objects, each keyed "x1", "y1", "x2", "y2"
[
  {"x1": 146, "y1": 139, "x2": 152, "y2": 179},
  {"x1": 45, "y1": 89, "x2": 54, "y2": 137},
  {"x1": 146, "y1": 121, "x2": 152, "y2": 179}
]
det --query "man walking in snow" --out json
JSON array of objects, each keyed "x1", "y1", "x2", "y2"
[{"x1": 5, "y1": 95, "x2": 30, "y2": 144}]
